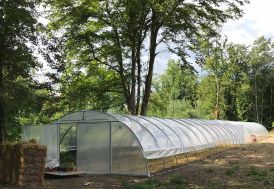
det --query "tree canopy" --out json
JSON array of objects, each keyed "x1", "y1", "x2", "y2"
[
  {"x1": 149, "y1": 36, "x2": 274, "y2": 129},
  {"x1": 0, "y1": 0, "x2": 41, "y2": 141},
  {"x1": 46, "y1": 0, "x2": 248, "y2": 115},
  {"x1": 3, "y1": 0, "x2": 274, "y2": 142}
]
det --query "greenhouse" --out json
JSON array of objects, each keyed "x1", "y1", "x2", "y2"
[{"x1": 22, "y1": 110, "x2": 268, "y2": 176}]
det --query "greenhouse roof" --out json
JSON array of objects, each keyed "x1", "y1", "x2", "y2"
[{"x1": 54, "y1": 110, "x2": 268, "y2": 159}]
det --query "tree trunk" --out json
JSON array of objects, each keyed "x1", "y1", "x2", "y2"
[
  {"x1": 135, "y1": 44, "x2": 141, "y2": 115},
  {"x1": 0, "y1": 63, "x2": 5, "y2": 142},
  {"x1": 140, "y1": 13, "x2": 159, "y2": 115},
  {"x1": 270, "y1": 85, "x2": 273, "y2": 123},
  {"x1": 214, "y1": 72, "x2": 220, "y2": 120},
  {"x1": 113, "y1": 28, "x2": 131, "y2": 112},
  {"x1": 130, "y1": 48, "x2": 136, "y2": 115},
  {"x1": 261, "y1": 88, "x2": 263, "y2": 124},
  {"x1": 255, "y1": 73, "x2": 259, "y2": 122}
]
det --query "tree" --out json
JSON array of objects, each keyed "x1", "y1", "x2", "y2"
[
  {"x1": 47, "y1": 0, "x2": 248, "y2": 115},
  {"x1": 148, "y1": 60, "x2": 198, "y2": 117},
  {"x1": 58, "y1": 61, "x2": 124, "y2": 113},
  {"x1": 248, "y1": 37, "x2": 274, "y2": 125},
  {"x1": 0, "y1": 0, "x2": 40, "y2": 142},
  {"x1": 196, "y1": 36, "x2": 274, "y2": 128}
]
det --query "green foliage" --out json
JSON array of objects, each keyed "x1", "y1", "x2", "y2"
[
  {"x1": 58, "y1": 62, "x2": 124, "y2": 113},
  {"x1": 226, "y1": 165, "x2": 240, "y2": 177},
  {"x1": 46, "y1": 0, "x2": 247, "y2": 115},
  {"x1": 264, "y1": 175, "x2": 274, "y2": 185},
  {"x1": 122, "y1": 179, "x2": 160, "y2": 189},
  {"x1": 247, "y1": 166, "x2": 268, "y2": 177},
  {"x1": 148, "y1": 36, "x2": 273, "y2": 129},
  {"x1": 245, "y1": 166, "x2": 274, "y2": 186},
  {"x1": 169, "y1": 174, "x2": 187, "y2": 185},
  {"x1": 0, "y1": 0, "x2": 43, "y2": 141},
  {"x1": 3, "y1": 0, "x2": 271, "y2": 141},
  {"x1": 196, "y1": 36, "x2": 274, "y2": 126},
  {"x1": 148, "y1": 60, "x2": 199, "y2": 118},
  {"x1": 122, "y1": 175, "x2": 188, "y2": 189},
  {"x1": 59, "y1": 151, "x2": 76, "y2": 170},
  {"x1": 206, "y1": 168, "x2": 214, "y2": 174}
]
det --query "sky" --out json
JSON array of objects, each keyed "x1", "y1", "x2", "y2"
[
  {"x1": 36, "y1": 0, "x2": 274, "y2": 81},
  {"x1": 154, "y1": 0, "x2": 274, "y2": 74},
  {"x1": 222, "y1": 0, "x2": 274, "y2": 45}
]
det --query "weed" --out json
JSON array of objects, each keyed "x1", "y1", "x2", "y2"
[
  {"x1": 226, "y1": 164, "x2": 240, "y2": 177},
  {"x1": 226, "y1": 169, "x2": 236, "y2": 176},
  {"x1": 270, "y1": 166, "x2": 274, "y2": 172},
  {"x1": 206, "y1": 168, "x2": 214, "y2": 174},
  {"x1": 247, "y1": 166, "x2": 267, "y2": 177},
  {"x1": 169, "y1": 174, "x2": 187, "y2": 185},
  {"x1": 251, "y1": 175, "x2": 264, "y2": 181},
  {"x1": 122, "y1": 179, "x2": 160, "y2": 189},
  {"x1": 264, "y1": 175, "x2": 274, "y2": 185},
  {"x1": 208, "y1": 180, "x2": 221, "y2": 189}
]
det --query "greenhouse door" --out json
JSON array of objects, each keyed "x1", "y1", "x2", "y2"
[{"x1": 77, "y1": 122, "x2": 111, "y2": 173}]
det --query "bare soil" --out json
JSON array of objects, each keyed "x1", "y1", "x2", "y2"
[{"x1": 1, "y1": 133, "x2": 273, "y2": 189}]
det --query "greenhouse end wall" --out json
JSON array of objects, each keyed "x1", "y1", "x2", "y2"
[
  {"x1": 21, "y1": 110, "x2": 269, "y2": 176},
  {"x1": 76, "y1": 122, "x2": 147, "y2": 175}
]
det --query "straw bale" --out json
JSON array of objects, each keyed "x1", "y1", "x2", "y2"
[{"x1": 0, "y1": 140, "x2": 47, "y2": 186}]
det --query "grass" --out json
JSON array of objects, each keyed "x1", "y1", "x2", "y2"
[
  {"x1": 246, "y1": 166, "x2": 268, "y2": 177},
  {"x1": 264, "y1": 175, "x2": 274, "y2": 185},
  {"x1": 206, "y1": 168, "x2": 214, "y2": 174},
  {"x1": 226, "y1": 162, "x2": 240, "y2": 177},
  {"x1": 1, "y1": 139, "x2": 274, "y2": 189},
  {"x1": 122, "y1": 179, "x2": 160, "y2": 189},
  {"x1": 169, "y1": 174, "x2": 187, "y2": 185},
  {"x1": 122, "y1": 175, "x2": 188, "y2": 189},
  {"x1": 245, "y1": 166, "x2": 274, "y2": 186}
]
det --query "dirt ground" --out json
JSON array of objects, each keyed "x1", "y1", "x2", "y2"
[{"x1": 1, "y1": 133, "x2": 274, "y2": 189}]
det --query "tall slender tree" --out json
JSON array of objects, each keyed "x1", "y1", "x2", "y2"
[{"x1": 0, "y1": 0, "x2": 39, "y2": 142}]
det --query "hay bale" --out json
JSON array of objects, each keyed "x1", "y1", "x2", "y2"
[{"x1": 0, "y1": 141, "x2": 47, "y2": 186}]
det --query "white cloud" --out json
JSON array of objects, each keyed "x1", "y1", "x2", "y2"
[
  {"x1": 155, "y1": 0, "x2": 274, "y2": 74},
  {"x1": 222, "y1": 0, "x2": 274, "y2": 45}
]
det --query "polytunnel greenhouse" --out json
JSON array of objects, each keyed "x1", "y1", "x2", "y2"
[{"x1": 22, "y1": 110, "x2": 268, "y2": 176}]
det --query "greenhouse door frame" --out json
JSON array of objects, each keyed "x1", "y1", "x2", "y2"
[{"x1": 58, "y1": 122, "x2": 77, "y2": 170}]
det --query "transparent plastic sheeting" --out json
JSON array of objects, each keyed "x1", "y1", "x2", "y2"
[
  {"x1": 56, "y1": 111, "x2": 268, "y2": 160},
  {"x1": 108, "y1": 114, "x2": 268, "y2": 159},
  {"x1": 22, "y1": 125, "x2": 59, "y2": 168},
  {"x1": 77, "y1": 122, "x2": 147, "y2": 174},
  {"x1": 77, "y1": 122, "x2": 111, "y2": 173},
  {"x1": 22, "y1": 111, "x2": 268, "y2": 174}
]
